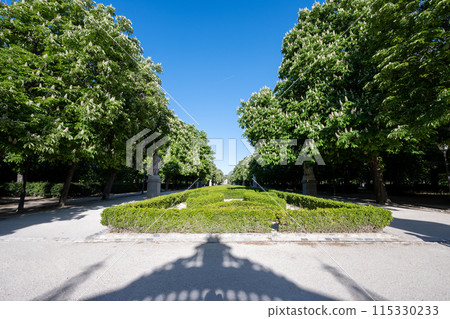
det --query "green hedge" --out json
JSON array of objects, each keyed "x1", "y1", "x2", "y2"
[
  {"x1": 100, "y1": 185, "x2": 393, "y2": 233},
  {"x1": 243, "y1": 191, "x2": 286, "y2": 208},
  {"x1": 0, "y1": 181, "x2": 142, "y2": 198},
  {"x1": 279, "y1": 206, "x2": 393, "y2": 232},
  {"x1": 101, "y1": 206, "x2": 277, "y2": 233},
  {"x1": 130, "y1": 192, "x2": 189, "y2": 209},
  {"x1": 0, "y1": 182, "x2": 62, "y2": 197},
  {"x1": 186, "y1": 192, "x2": 225, "y2": 208},
  {"x1": 205, "y1": 200, "x2": 269, "y2": 209},
  {"x1": 271, "y1": 190, "x2": 357, "y2": 209}
]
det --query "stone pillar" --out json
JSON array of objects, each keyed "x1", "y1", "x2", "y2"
[
  {"x1": 147, "y1": 154, "x2": 162, "y2": 198},
  {"x1": 302, "y1": 164, "x2": 317, "y2": 196},
  {"x1": 147, "y1": 175, "x2": 161, "y2": 198}
]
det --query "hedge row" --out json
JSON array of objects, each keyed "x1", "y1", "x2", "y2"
[
  {"x1": 279, "y1": 206, "x2": 393, "y2": 232},
  {"x1": 130, "y1": 191, "x2": 189, "y2": 209},
  {"x1": 205, "y1": 200, "x2": 270, "y2": 209},
  {"x1": 101, "y1": 206, "x2": 277, "y2": 233},
  {"x1": 0, "y1": 182, "x2": 63, "y2": 197},
  {"x1": 100, "y1": 185, "x2": 393, "y2": 233},
  {"x1": 101, "y1": 204, "x2": 391, "y2": 233},
  {"x1": 271, "y1": 190, "x2": 357, "y2": 209},
  {"x1": 242, "y1": 192, "x2": 287, "y2": 208},
  {"x1": 186, "y1": 192, "x2": 225, "y2": 208},
  {"x1": 0, "y1": 182, "x2": 142, "y2": 198}
]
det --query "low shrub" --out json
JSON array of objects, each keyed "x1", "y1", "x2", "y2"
[
  {"x1": 271, "y1": 191, "x2": 357, "y2": 209},
  {"x1": 0, "y1": 182, "x2": 57, "y2": 197},
  {"x1": 0, "y1": 182, "x2": 23, "y2": 197},
  {"x1": 27, "y1": 182, "x2": 51, "y2": 197},
  {"x1": 50, "y1": 183, "x2": 64, "y2": 197},
  {"x1": 100, "y1": 185, "x2": 393, "y2": 233},
  {"x1": 279, "y1": 206, "x2": 393, "y2": 233},
  {"x1": 243, "y1": 191, "x2": 286, "y2": 208},
  {"x1": 186, "y1": 192, "x2": 225, "y2": 208},
  {"x1": 131, "y1": 191, "x2": 190, "y2": 209},
  {"x1": 205, "y1": 200, "x2": 269, "y2": 209},
  {"x1": 101, "y1": 206, "x2": 277, "y2": 233}
]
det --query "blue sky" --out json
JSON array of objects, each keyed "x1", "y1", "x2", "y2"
[{"x1": 109, "y1": 0, "x2": 315, "y2": 175}]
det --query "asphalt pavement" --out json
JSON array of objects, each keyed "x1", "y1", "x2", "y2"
[{"x1": 0, "y1": 193, "x2": 449, "y2": 301}]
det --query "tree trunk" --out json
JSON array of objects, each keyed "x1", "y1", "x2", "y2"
[
  {"x1": 442, "y1": 150, "x2": 450, "y2": 194},
  {"x1": 165, "y1": 177, "x2": 170, "y2": 192},
  {"x1": 102, "y1": 169, "x2": 117, "y2": 200},
  {"x1": 16, "y1": 160, "x2": 30, "y2": 214},
  {"x1": 59, "y1": 162, "x2": 78, "y2": 207},
  {"x1": 370, "y1": 154, "x2": 390, "y2": 204}
]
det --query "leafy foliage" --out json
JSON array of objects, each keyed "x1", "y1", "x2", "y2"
[{"x1": 237, "y1": 0, "x2": 449, "y2": 201}]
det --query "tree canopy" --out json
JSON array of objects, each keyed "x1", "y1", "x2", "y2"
[{"x1": 238, "y1": 0, "x2": 449, "y2": 202}]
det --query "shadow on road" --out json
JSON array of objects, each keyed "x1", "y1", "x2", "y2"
[
  {"x1": 0, "y1": 194, "x2": 145, "y2": 237},
  {"x1": 87, "y1": 237, "x2": 334, "y2": 301},
  {"x1": 389, "y1": 217, "x2": 450, "y2": 242},
  {"x1": 35, "y1": 261, "x2": 105, "y2": 301}
]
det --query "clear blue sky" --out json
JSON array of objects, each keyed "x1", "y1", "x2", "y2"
[{"x1": 109, "y1": 0, "x2": 315, "y2": 175}]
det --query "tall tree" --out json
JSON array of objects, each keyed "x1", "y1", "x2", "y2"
[
  {"x1": 160, "y1": 116, "x2": 214, "y2": 188},
  {"x1": 0, "y1": 0, "x2": 169, "y2": 209},
  {"x1": 239, "y1": 0, "x2": 447, "y2": 203}
]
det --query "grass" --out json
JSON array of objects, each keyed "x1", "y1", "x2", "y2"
[{"x1": 101, "y1": 185, "x2": 393, "y2": 233}]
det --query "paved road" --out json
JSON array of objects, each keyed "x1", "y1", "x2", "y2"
[{"x1": 0, "y1": 194, "x2": 449, "y2": 301}]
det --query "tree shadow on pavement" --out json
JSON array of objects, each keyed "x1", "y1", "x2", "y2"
[
  {"x1": 87, "y1": 237, "x2": 335, "y2": 301},
  {"x1": 0, "y1": 194, "x2": 146, "y2": 237},
  {"x1": 389, "y1": 217, "x2": 450, "y2": 243},
  {"x1": 322, "y1": 264, "x2": 385, "y2": 301},
  {"x1": 35, "y1": 261, "x2": 105, "y2": 301}
]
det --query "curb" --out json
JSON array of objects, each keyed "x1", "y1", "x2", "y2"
[{"x1": 85, "y1": 231, "x2": 404, "y2": 243}]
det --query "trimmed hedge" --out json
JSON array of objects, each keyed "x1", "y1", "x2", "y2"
[
  {"x1": 130, "y1": 192, "x2": 189, "y2": 209},
  {"x1": 279, "y1": 206, "x2": 393, "y2": 233},
  {"x1": 205, "y1": 200, "x2": 270, "y2": 209},
  {"x1": 243, "y1": 191, "x2": 286, "y2": 208},
  {"x1": 0, "y1": 182, "x2": 62, "y2": 197},
  {"x1": 100, "y1": 185, "x2": 393, "y2": 233},
  {"x1": 101, "y1": 206, "x2": 277, "y2": 233},
  {"x1": 0, "y1": 181, "x2": 144, "y2": 198},
  {"x1": 271, "y1": 190, "x2": 357, "y2": 209},
  {"x1": 186, "y1": 192, "x2": 225, "y2": 208}
]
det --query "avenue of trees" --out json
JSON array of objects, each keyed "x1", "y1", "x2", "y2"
[
  {"x1": 237, "y1": 0, "x2": 449, "y2": 203},
  {"x1": 0, "y1": 0, "x2": 222, "y2": 212},
  {"x1": 159, "y1": 116, "x2": 224, "y2": 190}
]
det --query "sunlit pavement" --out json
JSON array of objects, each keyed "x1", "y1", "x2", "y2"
[{"x1": 0, "y1": 195, "x2": 449, "y2": 301}]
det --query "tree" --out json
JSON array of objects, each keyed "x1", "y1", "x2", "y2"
[
  {"x1": 160, "y1": 116, "x2": 214, "y2": 189},
  {"x1": 368, "y1": 0, "x2": 449, "y2": 138},
  {"x1": 239, "y1": 0, "x2": 447, "y2": 203},
  {"x1": 229, "y1": 156, "x2": 252, "y2": 185},
  {"x1": 210, "y1": 166, "x2": 224, "y2": 185},
  {"x1": 0, "y1": 0, "x2": 169, "y2": 209}
]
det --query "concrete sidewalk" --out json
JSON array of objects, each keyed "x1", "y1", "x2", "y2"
[{"x1": 0, "y1": 193, "x2": 449, "y2": 301}]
